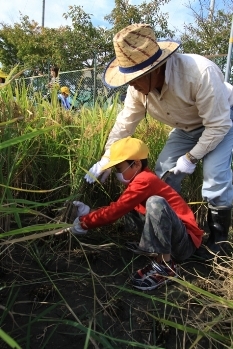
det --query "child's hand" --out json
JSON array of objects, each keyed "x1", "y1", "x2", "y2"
[
  {"x1": 73, "y1": 201, "x2": 90, "y2": 217},
  {"x1": 71, "y1": 217, "x2": 88, "y2": 234},
  {"x1": 84, "y1": 157, "x2": 111, "y2": 183},
  {"x1": 55, "y1": 216, "x2": 88, "y2": 236}
]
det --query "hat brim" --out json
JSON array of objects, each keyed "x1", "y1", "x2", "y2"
[
  {"x1": 101, "y1": 159, "x2": 126, "y2": 171},
  {"x1": 103, "y1": 41, "x2": 180, "y2": 88}
]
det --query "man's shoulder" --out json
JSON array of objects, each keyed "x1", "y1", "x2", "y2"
[
  {"x1": 169, "y1": 53, "x2": 222, "y2": 80},
  {"x1": 173, "y1": 53, "x2": 218, "y2": 69}
]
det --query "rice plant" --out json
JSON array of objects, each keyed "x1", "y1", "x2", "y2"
[{"x1": 0, "y1": 79, "x2": 232, "y2": 349}]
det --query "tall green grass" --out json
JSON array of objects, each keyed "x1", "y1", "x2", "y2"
[{"x1": 1, "y1": 79, "x2": 231, "y2": 349}]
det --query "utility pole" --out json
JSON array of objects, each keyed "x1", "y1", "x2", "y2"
[
  {"x1": 225, "y1": 15, "x2": 233, "y2": 82},
  {"x1": 209, "y1": 0, "x2": 215, "y2": 22},
  {"x1": 42, "y1": 0, "x2": 45, "y2": 28}
]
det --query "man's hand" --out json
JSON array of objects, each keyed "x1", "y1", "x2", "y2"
[
  {"x1": 84, "y1": 157, "x2": 111, "y2": 184},
  {"x1": 173, "y1": 155, "x2": 196, "y2": 175}
]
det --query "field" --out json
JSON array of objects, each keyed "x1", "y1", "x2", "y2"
[
  {"x1": 1, "y1": 228, "x2": 233, "y2": 349},
  {"x1": 0, "y1": 82, "x2": 232, "y2": 349}
]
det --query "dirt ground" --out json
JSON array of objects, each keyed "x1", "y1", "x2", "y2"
[{"x1": 1, "y1": 227, "x2": 226, "y2": 349}]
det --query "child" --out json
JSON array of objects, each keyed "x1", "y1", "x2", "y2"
[
  {"x1": 58, "y1": 86, "x2": 71, "y2": 110},
  {"x1": 58, "y1": 137, "x2": 203, "y2": 291}
]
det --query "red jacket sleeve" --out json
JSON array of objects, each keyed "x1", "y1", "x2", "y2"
[{"x1": 80, "y1": 173, "x2": 153, "y2": 229}]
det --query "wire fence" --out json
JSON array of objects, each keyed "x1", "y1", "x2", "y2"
[
  {"x1": 16, "y1": 54, "x2": 231, "y2": 109},
  {"x1": 21, "y1": 67, "x2": 127, "y2": 108}
]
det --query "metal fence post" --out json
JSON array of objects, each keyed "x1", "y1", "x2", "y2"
[
  {"x1": 47, "y1": 60, "x2": 50, "y2": 85},
  {"x1": 93, "y1": 51, "x2": 97, "y2": 106}
]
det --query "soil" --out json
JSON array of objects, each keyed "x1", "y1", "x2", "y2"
[{"x1": 0, "y1": 229, "x2": 230, "y2": 349}]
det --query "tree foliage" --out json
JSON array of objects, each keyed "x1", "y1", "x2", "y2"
[
  {"x1": 0, "y1": 6, "x2": 113, "y2": 74},
  {"x1": 179, "y1": 0, "x2": 233, "y2": 79},
  {"x1": 104, "y1": 0, "x2": 174, "y2": 38},
  {"x1": 0, "y1": 15, "x2": 68, "y2": 74},
  {"x1": 1, "y1": 0, "x2": 231, "y2": 76},
  {"x1": 181, "y1": 8, "x2": 231, "y2": 56},
  {"x1": 62, "y1": 6, "x2": 113, "y2": 70},
  {"x1": 0, "y1": 2, "x2": 174, "y2": 74}
]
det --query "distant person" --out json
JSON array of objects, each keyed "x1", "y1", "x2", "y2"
[
  {"x1": 56, "y1": 137, "x2": 203, "y2": 291},
  {"x1": 46, "y1": 65, "x2": 60, "y2": 102},
  {"x1": 58, "y1": 86, "x2": 71, "y2": 110},
  {"x1": 48, "y1": 65, "x2": 60, "y2": 89},
  {"x1": 0, "y1": 70, "x2": 7, "y2": 85}
]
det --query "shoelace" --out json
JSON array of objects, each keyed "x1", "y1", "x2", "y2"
[{"x1": 151, "y1": 261, "x2": 171, "y2": 276}]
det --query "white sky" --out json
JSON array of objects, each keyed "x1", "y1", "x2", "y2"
[{"x1": 0, "y1": 0, "x2": 199, "y2": 34}]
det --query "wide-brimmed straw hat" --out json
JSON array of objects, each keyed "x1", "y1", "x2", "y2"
[
  {"x1": 102, "y1": 137, "x2": 149, "y2": 170},
  {"x1": 103, "y1": 23, "x2": 180, "y2": 88}
]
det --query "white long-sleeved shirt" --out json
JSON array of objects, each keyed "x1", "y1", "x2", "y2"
[{"x1": 104, "y1": 53, "x2": 233, "y2": 159}]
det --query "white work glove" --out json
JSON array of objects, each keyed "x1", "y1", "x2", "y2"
[
  {"x1": 84, "y1": 157, "x2": 111, "y2": 184},
  {"x1": 73, "y1": 201, "x2": 90, "y2": 217},
  {"x1": 173, "y1": 155, "x2": 196, "y2": 175},
  {"x1": 70, "y1": 217, "x2": 88, "y2": 235}
]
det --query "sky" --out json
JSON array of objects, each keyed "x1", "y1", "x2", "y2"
[
  {"x1": 0, "y1": 0, "x2": 228, "y2": 40},
  {"x1": 0, "y1": 0, "x2": 203, "y2": 34}
]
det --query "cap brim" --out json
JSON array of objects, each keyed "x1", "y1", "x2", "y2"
[
  {"x1": 103, "y1": 41, "x2": 180, "y2": 88},
  {"x1": 101, "y1": 159, "x2": 124, "y2": 171}
]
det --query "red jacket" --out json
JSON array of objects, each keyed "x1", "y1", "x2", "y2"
[{"x1": 80, "y1": 168, "x2": 203, "y2": 248}]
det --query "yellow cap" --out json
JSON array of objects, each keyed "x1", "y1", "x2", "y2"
[
  {"x1": 102, "y1": 137, "x2": 149, "y2": 170},
  {"x1": 61, "y1": 86, "x2": 70, "y2": 95},
  {"x1": 0, "y1": 70, "x2": 7, "y2": 79}
]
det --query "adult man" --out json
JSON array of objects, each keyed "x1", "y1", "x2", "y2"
[{"x1": 84, "y1": 23, "x2": 233, "y2": 257}]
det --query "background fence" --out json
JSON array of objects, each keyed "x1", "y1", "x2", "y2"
[
  {"x1": 16, "y1": 54, "x2": 231, "y2": 109},
  {"x1": 21, "y1": 67, "x2": 127, "y2": 108}
]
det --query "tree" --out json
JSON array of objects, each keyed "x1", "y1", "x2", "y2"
[
  {"x1": 0, "y1": 7, "x2": 114, "y2": 74},
  {"x1": 0, "y1": 15, "x2": 66, "y2": 74},
  {"x1": 104, "y1": 0, "x2": 174, "y2": 38},
  {"x1": 179, "y1": 0, "x2": 233, "y2": 80},
  {"x1": 62, "y1": 5, "x2": 113, "y2": 69},
  {"x1": 181, "y1": 9, "x2": 231, "y2": 56}
]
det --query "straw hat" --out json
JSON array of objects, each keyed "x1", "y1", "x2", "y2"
[
  {"x1": 102, "y1": 137, "x2": 149, "y2": 170},
  {"x1": 103, "y1": 23, "x2": 180, "y2": 88},
  {"x1": 61, "y1": 86, "x2": 70, "y2": 95}
]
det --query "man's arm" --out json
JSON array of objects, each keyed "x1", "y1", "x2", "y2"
[{"x1": 190, "y1": 66, "x2": 232, "y2": 159}]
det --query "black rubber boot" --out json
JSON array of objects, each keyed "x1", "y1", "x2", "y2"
[{"x1": 194, "y1": 206, "x2": 232, "y2": 260}]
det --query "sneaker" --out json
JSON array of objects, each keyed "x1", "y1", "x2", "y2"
[
  {"x1": 131, "y1": 259, "x2": 178, "y2": 291},
  {"x1": 124, "y1": 241, "x2": 158, "y2": 257}
]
